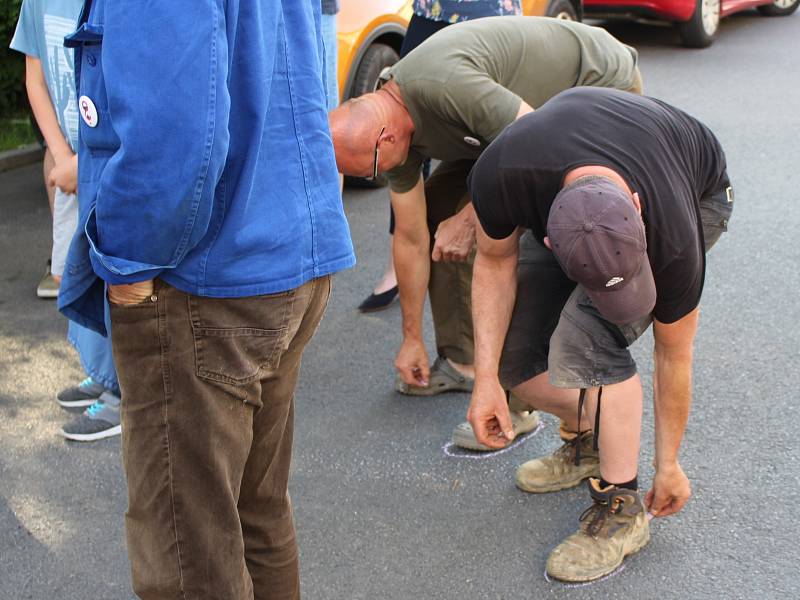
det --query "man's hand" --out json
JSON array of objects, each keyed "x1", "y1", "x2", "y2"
[
  {"x1": 108, "y1": 280, "x2": 155, "y2": 306},
  {"x1": 395, "y1": 337, "x2": 430, "y2": 387},
  {"x1": 467, "y1": 376, "x2": 514, "y2": 449},
  {"x1": 431, "y1": 212, "x2": 476, "y2": 263},
  {"x1": 48, "y1": 153, "x2": 78, "y2": 194},
  {"x1": 645, "y1": 461, "x2": 691, "y2": 518}
]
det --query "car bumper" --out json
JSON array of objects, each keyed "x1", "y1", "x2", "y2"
[{"x1": 583, "y1": 0, "x2": 696, "y2": 22}]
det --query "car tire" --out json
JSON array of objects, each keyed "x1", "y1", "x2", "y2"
[
  {"x1": 757, "y1": 0, "x2": 799, "y2": 16},
  {"x1": 345, "y1": 43, "x2": 400, "y2": 189},
  {"x1": 678, "y1": 0, "x2": 721, "y2": 48},
  {"x1": 546, "y1": 0, "x2": 578, "y2": 20}
]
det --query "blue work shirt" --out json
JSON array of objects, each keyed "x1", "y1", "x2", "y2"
[{"x1": 59, "y1": 0, "x2": 355, "y2": 334}]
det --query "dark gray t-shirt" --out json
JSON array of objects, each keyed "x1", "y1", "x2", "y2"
[
  {"x1": 385, "y1": 16, "x2": 640, "y2": 193},
  {"x1": 469, "y1": 87, "x2": 729, "y2": 324}
]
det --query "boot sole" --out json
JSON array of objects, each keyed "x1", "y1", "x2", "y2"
[
  {"x1": 451, "y1": 413, "x2": 540, "y2": 451},
  {"x1": 516, "y1": 463, "x2": 600, "y2": 494},
  {"x1": 547, "y1": 520, "x2": 651, "y2": 583}
]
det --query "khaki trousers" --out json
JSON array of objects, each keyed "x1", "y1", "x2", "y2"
[
  {"x1": 111, "y1": 276, "x2": 331, "y2": 600},
  {"x1": 425, "y1": 160, "x2": 476, "y2": 365}
]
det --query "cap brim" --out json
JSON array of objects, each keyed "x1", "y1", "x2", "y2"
[{"x1": 587, "y1": 255, "x2": 656, "y2": 325}]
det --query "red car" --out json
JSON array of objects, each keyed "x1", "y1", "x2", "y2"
[{"x1": 584, "y1": 0, "x2": 798, "y2": 47}]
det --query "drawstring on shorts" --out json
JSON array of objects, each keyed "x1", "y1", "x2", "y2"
[{"x1": 573, "y1": 387, "x2": 603, "y2": 466}]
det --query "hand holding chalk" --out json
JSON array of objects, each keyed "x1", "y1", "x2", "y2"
[
  {"x1": 466, "y1": 376, "x2": 514, "y2": 449},
  {"x1": 645, "y1": 462, "x2": 692, "y2": 518}
]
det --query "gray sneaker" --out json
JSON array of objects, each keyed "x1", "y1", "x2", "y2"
[
  {"x1": 451, "y1": 410, "x2": 540, "y2": 451},
  {"x1": 60, "y1": 392, "x2": 121, "y2": 442},
  {"x1": 57, "y1": 377, "x2": 106, "y2": 408},
  {"x1": 36, "y1": 260, "x2": 59, "y2": 299}
]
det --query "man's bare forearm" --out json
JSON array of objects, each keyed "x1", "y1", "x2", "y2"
[
  {"x1": 393, "y1": 230, "x2": 430, "y2": 340},
  {"x1": 653, "y1": 344, "x2": 693, "y2": 468},
  {"x1": 473, "y1": 246, "x2": 518, "y2": 379},
  {"x1": 390, "y1": 179, "x2": 431, "y2": 342}
]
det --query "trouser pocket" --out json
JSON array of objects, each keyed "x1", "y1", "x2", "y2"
[{"x1": 188, "y1": 290, "x2": 296, "y2": 386}]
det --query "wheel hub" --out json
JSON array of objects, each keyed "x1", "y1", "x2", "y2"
[{"x1": 702, "y1": 0, "x2": 721, "y2": 36}]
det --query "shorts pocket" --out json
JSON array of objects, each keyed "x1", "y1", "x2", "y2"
[
  {"x1": 699, "y1": 187, "x2": 734, "y2": 252},
  {"x1": 188, "y1": 293, "x2": 294, "y2": 386}
]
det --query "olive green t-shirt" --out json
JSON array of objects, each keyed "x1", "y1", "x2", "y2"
[{"x1": 384, "y1": 16, "x2": 640, "y2": 193}]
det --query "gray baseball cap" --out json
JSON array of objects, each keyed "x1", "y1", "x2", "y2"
[{"x1": 547, "y1": 177, "x2": 656, "y2": 325}]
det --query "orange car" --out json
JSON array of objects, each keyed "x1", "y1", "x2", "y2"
[{"x1": 336, "y1": 0, "x2": 583, "y2": 103}]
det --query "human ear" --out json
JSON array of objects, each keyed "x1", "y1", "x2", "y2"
[{"x1": 632, "y1": 192, "x2": 642, "y2": 216}]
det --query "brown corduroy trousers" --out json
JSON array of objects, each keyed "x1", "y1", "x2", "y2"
[{"x1": 110, "y1": 276, "x2": 331, "y2": 600}]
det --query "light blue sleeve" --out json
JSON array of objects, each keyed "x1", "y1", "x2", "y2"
[{"x1": 9, "y1": 0, "x2": 41, "y2": 58}]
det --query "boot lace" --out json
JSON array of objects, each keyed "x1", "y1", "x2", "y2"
[
  {"x1": 554, "y1": 434, "x2": 585, "y2": 463},
  {"x1": 573, "y1": 387, "x2": 603, "y2": 466},
  {"x1": 579, "y1": 495, "x2": 624, "y2": 538}
]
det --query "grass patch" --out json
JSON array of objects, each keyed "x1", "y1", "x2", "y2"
[{"x1": 0, "y1": 118, "x2": 37, "y2": 152}]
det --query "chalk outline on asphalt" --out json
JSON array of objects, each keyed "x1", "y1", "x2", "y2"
[{"x1": 441, "y1": 421, "x2": 544, "y2": 459}]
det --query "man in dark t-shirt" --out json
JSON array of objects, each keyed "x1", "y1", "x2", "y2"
[{"x1": 465, "y1": 87, "x2": 733, "y2": 582}]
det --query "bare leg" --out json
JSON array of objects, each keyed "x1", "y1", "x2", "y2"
[
  {"x1": 595, "y1": 374, "x2": 642, "y2": 483},
  {"x1": 447, "y1": 359, "x2": 474, "y2": 379},
  {"x1": 512, "y1": 372, "x2": 586, "y2": 430},
  {"x1": 512, "y1": 371, "x2": 642, "y2": 482}
]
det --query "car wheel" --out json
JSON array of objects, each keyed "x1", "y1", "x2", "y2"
[
  {"x1": 757, "y1": 0, "x2": 799, "y2": 16},
  {"x1": 546, "y1": 0, "x2": 578, "y2": 20},
  {"x1": 345, "y1": 43, "x2": 400, "y2": 189},
  {"x1": 678, "y1": 0, "x2": 720, "y2": 48}
]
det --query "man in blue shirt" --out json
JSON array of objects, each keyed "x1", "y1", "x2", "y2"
[{"x1": 59, "y1": 1, "x2": 354, "y2": 597}]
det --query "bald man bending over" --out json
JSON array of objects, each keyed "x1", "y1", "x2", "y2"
[{"x1": 329, "y1": 16, "x2": 642, "y2": 450}]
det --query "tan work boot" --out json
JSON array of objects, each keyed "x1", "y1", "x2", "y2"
[
  {"x1": 546, "y1": 478, "x2": 650, "y2": 582},
  {"x1": 516, "y1": 431, "x2": 599, "y2": 493},
  {"x1": 451, "y1": 410, "x2": 540, "y2": 451}
]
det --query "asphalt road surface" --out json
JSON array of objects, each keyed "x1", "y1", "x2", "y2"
[{"x1": 1, "y1": 12, "x2": 799, "y2": 600}]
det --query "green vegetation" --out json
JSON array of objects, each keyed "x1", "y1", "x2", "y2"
[
  {"x1": 0, "y1": 117, "x2": 36, "y2": 152},
  {"x1": 1, "y1": 0, "x2": 27, "y2": 118}
]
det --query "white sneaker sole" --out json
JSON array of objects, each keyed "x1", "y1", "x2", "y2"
[
  {"x1": 57, "y1": 398, "x2": 98, "y2": 408},
  {"x1": 36, "y1": 288, "x2": 59, "y2": 299},
  {"x1": 59, "y1": 424, "x2": 121, "y2": 442}
]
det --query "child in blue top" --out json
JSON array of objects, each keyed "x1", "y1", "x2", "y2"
[{"x1": 11, "y1": 0, "x2": 121, "y2": 441}]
